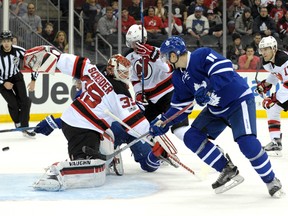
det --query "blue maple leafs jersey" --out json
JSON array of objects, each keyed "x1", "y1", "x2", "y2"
[{"x1": 168, "y1": 47, "x2": 254, "y2": 119}]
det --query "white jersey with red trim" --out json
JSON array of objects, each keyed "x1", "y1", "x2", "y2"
[
  {"x1": 126, "y1": 51, "x2": 174, "y2": 103},
  {"x1": 263, "y1": 50, "x2": 288, "y2": 103},
  {"x1": 57, "y1": 53, "x2": 149, "y2": 136}
]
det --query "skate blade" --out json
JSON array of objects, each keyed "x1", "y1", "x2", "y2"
[
  {"x1": 266, "y1": 151, "x2": 282, "y2": 157},
  {"x1": 214, "y1": 174, "x2": 244, "y2": 194},
  {"x1": 160, "y1": 155, "x2": 179, "y2": 168},
  {"x1": 272, "y1": 189, "x2": 286, "y2": 198},
  {"x1": 33, "y1": 179, "x2": 61, "y2": 191}
]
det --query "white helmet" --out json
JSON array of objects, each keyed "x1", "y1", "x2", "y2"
[
  {"x1": 258, "y1": 36, "x2": 277, "y2": 54},
  {"x1": 125, "y1": 24, "x2": 147, "y2": 48},
  {"x1": 107, "y1": 54, "x2": 131, "y2": 84}
]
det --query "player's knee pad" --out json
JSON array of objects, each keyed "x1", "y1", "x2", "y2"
[
  {"x1": 237, "y1": 135, "x2": 262, "y2": 159},
  {"x1": 183, "y1": 127, "x2": 207, "y2": 153}
]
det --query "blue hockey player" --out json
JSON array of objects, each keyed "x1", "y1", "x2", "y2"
[{"x1": 149, "y1": 36, "x2": 284, "y2": 197}]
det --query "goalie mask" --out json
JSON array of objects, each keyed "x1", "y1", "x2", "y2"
[{"x1": 106, "y1": 54, "x2": 131, "y2": 84}]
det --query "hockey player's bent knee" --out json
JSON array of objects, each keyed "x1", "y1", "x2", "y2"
[
  {"x1": 237, "y1": 135, "x2": 262, "y2": 158},
  {"x1": 183, "y1": 127, "x2": 207, "y2": 153}
]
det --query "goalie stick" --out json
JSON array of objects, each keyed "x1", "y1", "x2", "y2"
[
  {"x1": 82, "y1": 132, "x2": 149, "y2": 161},
  {"x1": 0, "y1": 126, "x2": 38, "y2": 133},
  {"x1": 103, "y1": 109, "x2": 200, "y2": 178}
]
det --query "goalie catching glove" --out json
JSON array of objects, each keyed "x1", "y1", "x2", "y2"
[
  {"x1": 24, "y1": 45, "x2": 61, "y2": 73},
  {"x1": 135, "y1": 42, "x2": 159, "y2": 62}
]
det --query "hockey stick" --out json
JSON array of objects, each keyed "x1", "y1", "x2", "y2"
[
  {"x1": 255, "y1": 56, "x2": 263, "y2": 84},
  {"x1": 0, "y1": 126, "x2": 38, "y2": 133},
  {"x1": 103, "y1": 109, "x2": 200, "y2": 178},
  {"x1": 82, "y1": 132, "x2": 149, "y2": 161},
  {"x1": 161, "y1": 101, "x2": 195, "y2": 126},
  {"x1": 255, "y1": 56, "x2": 266, "y2": 99},
  {"x1": 140, "y1": 0, "x2": 148, "y2": 104}
]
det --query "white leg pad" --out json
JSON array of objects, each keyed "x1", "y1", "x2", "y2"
[{"x1": 33, "y1": 159, "x2": 106, "y2": 191}]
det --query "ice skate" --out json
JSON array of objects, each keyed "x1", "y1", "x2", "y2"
[
  {"x1": 33, "y1": 168, "x2": 63, "y2": 192},
  {"x1": 107, "y1": 146, "x2": 124, "y2": 176},
  {"x1": 264, "y1": 136, "x2": 282, "y2": 157},
  {"x1": 22, "y1": 130, "x2": 36, "y2": 139},
  {"x1": 266, "y1": 177, "x2": 285, "y2": 198},
  {"x1": 212, "y1": 154, "x2": 244, "y2": 194},
  {"x1": 33, "y1": 175, "x2": 62, "y2": 191},
  {"x1": 111, "y1": 147, "x2": 124, "y2": 176},
  {"x1": 159, "y1": 151, "x2": 179, "y2": 168}
]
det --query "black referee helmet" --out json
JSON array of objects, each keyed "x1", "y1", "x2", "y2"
[{"x1": 0, "y1": 30, "x2": 13, "y2": 40}]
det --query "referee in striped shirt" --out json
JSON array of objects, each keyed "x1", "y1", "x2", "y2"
[{"x1": 0, "y1": 30, "x2": 38, "y2": 138}]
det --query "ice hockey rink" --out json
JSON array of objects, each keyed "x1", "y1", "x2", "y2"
[{"x1": 0, "y1": 119, "x2": 287, "y2": 216}]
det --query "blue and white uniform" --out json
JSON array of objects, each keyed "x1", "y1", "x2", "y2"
[{"x1": 163, "y1": 47, "x2": 275, "y2": 183}]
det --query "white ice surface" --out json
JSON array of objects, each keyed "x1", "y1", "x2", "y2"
[{"x1": 0, "y1": 119, "x2": 287, "y2": 216}]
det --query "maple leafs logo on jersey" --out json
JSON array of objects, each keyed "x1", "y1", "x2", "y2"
[
  {"x1": 181, "y1": 70, "x2": 190, "y2": 82},
  {"x1": 194, "y1": 81, "x2": 220, "y2": 106},
  {"x1": 194, "y1": 80, "x2": 207, "y2": 90}
]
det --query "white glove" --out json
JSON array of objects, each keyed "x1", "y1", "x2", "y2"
[{"x1": 24, "y1": 46, "x2": 61, "y2": 73}]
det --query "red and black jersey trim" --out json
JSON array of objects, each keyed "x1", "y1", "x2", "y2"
[
  {"x1": 60, "y1": 164, "x2": 105, "y2": 175},
  {"x1": 122, "y1": 109, "x2": 146, "y2": 132},
  {"x1": 72, "y1": 99, "x2": 109, "y2": 132},
  {"x1": 145, "y1": 76, "x2": 173, "y2": 98},
  {"x1": 72, "y1": 56, "x2": 87, "y2": 79}
]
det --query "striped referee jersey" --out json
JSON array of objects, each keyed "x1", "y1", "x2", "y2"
[{"x1": 0, "y1": 45, "x2": 38, "y2": 85}]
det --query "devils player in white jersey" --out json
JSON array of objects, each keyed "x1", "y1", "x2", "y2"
[
  {"x1": 256, "y1": 36, "x2": 288, "y2": 157},
  {"x1": 125, "y1": 24, "x2": 189, "y2": 140},
  {"x1": 23, "y1": 48, "x2": 176, "y2": 191}
]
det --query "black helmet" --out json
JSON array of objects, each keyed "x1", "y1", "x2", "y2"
[{"x1": 0, "y1": 30, "x2": 13, "y2": 40}]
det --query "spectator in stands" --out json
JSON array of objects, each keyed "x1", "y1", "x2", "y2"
[
  {"x1": 144, "y1": 6, "x2": 165, "y2": 39},
  {"x1": 186, "y1": 6, "x2": 209, "y2": 40},
  {"x1": 12, "y1": 35, "x2": 18, "y2": 45},
  {"x1": 111, "y1": 0, "x2": 119, "y2": 18},
  {"x1": 242, "y1": 0, "x2": 254, "y2": 8},
  {"x1": 277, "y1": 10, "x2": 288, "y2": 39},
  {"x1": 227, "y1": 0, "x2": 249, "y2": 34},
  {"x1": 21, "y1": 3, "x2": 42, "y2": 34},
  {"x1": 187, "y1": 0, "x2": 208, "y2": 16},
  {"x1": 53, "y1": 30, "x2": 68, "y2": 52},
  {"x1": 252, "y1": 6, "x2": 279, "y2": 38},
  {"x1": 120, "y1": 8, "x2": 136, "y2": 35},
  {"x1": 250, "y1": 32, "x2": 262, "y2": 56},
  {"x1": 162, "y1": 9, "x2": 183, "y2": 35},
  {"x1": 227, "y1": 33, "x2": 246, "y2": 69},
  {"x1": 42, "y1": 22, "x2": 55, "y2": 44},
  {"x1": 251, "y1": 0, "x2": 261, "y2": 19},
  {"x1": 207, "y1": 9, "x2": 223, "y2": 38},
  {"x1": 97, "y1": 6, "x2": 117, "y2": 37},
  {"x1": 235, "y1": 7, "x2": 254, "y2": 36},
  {"x1": 172, "y1": 0, "x2": 187, "y2": 26},
  {"x1": 238, "y1": 45, "x2": 261, "y2": 69},
  {"x1": 128, "y1": 0, "x2": 141, "y2": 23},
  {"x1": 82, "y1": 0, "x2": 103, "y2": 43},
  {"x1": 155, "y1": 0, "x2": 166, "y2": 21},
  {"x1": 10, "y1": 0, "x2": 27, "y2": 17},
  {"x1": 270, "y1": 0, "x2": 287, "y2": 23}
]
